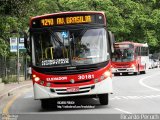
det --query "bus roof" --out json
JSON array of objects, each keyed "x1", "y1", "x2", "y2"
[{"x1": 30, "y1": 11, "x2": 105, "y2": 20}]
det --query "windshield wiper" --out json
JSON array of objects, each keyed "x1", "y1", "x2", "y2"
[
  {"x1": 75, "y1": 27, "x2": 88, "y2": 42},
  {"x1": 47, "y1": 29, "x2": 64, "y2": 46}
]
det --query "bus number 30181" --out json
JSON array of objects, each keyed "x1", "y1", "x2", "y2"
[{"x1": 78, "y1": 74, "x2": 94, "y2": 80}]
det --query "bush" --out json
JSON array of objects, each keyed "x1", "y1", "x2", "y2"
[{"x1": 2, "y1": 75, "x2": 17, "y2": 84}]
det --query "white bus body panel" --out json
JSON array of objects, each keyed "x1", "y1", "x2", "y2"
[{"x1": 33, "y1": 77, "x2": 113, "y2": 100}]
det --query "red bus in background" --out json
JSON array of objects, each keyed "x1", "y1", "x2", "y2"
[
  {"x1": 111, "y1": 41, "x2": 149, "y2": 76},
  {"x1": 25, "y1": 11, "x2": 114, "y2": 109}
]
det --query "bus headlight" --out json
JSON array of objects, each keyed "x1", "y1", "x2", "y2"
[
  {"x1": 34, "y1": 77, "x2": 40, "y2": 82},
  {"x1": 94, "y1": 70, "x2": 111, "y2": 83},
  {"x1": 131, "y1": 64, "x2": 136, "y2": 69},
  {"x1": 33, "y1": 74, "x2": 36, "y2": 78},
  {"x1": 104, "y1": 71, "x2": 111, "y2": 78}
]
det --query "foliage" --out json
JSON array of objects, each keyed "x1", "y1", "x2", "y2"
[
  {"x1": 2, "y1": 75, "x2": 17, "y2": 84},
  {"x1": 0, "y1": 0, "x2": 160, "y2": 55}
]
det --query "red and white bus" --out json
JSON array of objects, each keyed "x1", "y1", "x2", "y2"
[
  {"x1": 111, "y1": 41, "x2": 149, "y2": 76},
  {"x1": 25, "y1": 11, "x2": 114, "y2": 108}
]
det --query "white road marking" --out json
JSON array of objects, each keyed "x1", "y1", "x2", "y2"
[
  {"x1": 110, "y1": 96, "x2": 121, "y2": 100},
  {"x1": 110, "y1": 95, "x2": 160, "y2": 100},
  {"x1": 139, "y1": 73, "x2": 160, "y2": 91},
  {"x1": 24, "y1": 94, "x2": 33, "y2": 99},
  {"x1": 110, "y1": 72, "x2": 160, "y2": 101},
  {"x1": 114, "y1": 108, "x2": 132, "y2": 114}
]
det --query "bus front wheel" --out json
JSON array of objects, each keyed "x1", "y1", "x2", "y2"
[
  {"x1": 140, "y1": 64, "x2": 146, "y2": 74},
  {"x1": 134, "y1": 65, "x2": 140, "y2": 75},
  {"x1": 114, "y1": 73, "x2": 120, "y2": 76},
  {"x1": 41, "y1": 99, "x2": 57, "y2": 109},
  {"x1": 41, "y1": 99, "x2": 48, "y2": 109},
  {"x1": 98, "y1": 94, "x2": 109, "y2": 105}
]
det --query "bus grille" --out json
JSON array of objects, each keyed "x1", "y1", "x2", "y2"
[
  {"x1": 57, "y1": 90, "x2": 90, "y2": 95},
  {"x1": 52, "y1": 85, "x2": 94, "y2": 95},
  {"x1": 118, "y1": 69, "x2": 127, "y2": 71}
]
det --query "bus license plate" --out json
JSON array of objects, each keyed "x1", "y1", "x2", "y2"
[{"x1": 67, "y1": 87, "x2": 79, "y2": 92}]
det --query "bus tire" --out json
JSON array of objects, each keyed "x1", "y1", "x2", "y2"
[
  {"x1": 134, "y1": 72, "x2": 138, "y2": 75},
  {"x1": 141, "y1": 70, "x2": 146, "y2": 74},
  {"x1": 123, "y1": 73, "x2": 128, "y2": 76},
  {"x1": 114, "y1": 73, "x2": 120, "y2": 76},
  {"x1": 140, "y1": 64, "x2": 146, "y2": 74},
  {"x1": 134, "y1": 65, "x2": 140, "y2": 75},
  {"x1": 41, "y1": 99, "x2": 57, "y2": 109},
  {"x1": 41, "y1": 99, "x2": 48, "y2": 109},
  {"x1": 98, "y1": 94, "x2": 109, "y2": 105}
]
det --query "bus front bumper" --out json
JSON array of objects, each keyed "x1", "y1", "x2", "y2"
[
  {"x1": 33, "y1": 77, "x2": 113, "y2": 100},
  {"x1": 112, "y1": 68, "x2": 136, "y2": 73}
]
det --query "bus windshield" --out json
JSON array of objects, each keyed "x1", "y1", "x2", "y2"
[
  {"x1": 31, "y1": 28, "x2": 109, "y2": 67},
  {"x1": 112, "y1": 44, "x2": 134, "y2": 62}
]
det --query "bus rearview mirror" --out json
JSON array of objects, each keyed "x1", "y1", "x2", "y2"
[{"x1": 24, "y1": 32, "x2": 31, "y2": 55}]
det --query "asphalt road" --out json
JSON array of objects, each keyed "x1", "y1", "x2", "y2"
[{"x1": 1, "y1": 68, "x2": 160, "y2": 120}]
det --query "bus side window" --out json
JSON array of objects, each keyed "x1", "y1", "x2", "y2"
[
  {"x1": 135, "y1": 47, "x2": 138, "y2": 56},
  {"x1": 135, "y1": 47, "x2": 140, "y2": 56}
]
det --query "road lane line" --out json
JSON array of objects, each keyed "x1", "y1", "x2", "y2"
[
  {"x1": 24, "y1": 94, "x2": 33, "y2": 99},
  {"x1": 139, "y1": 73, "x2": 160, "y2": 91},
  {"x1": 2, "y1": 94, "x2": 21, "y2": 114},
  {"x1": 111, "y1": 95, "x2": 160, "y2": 100},
  {"x1": 114, "y1": 108, "x2": 132, "y2": 114},
  {"x1": 110, "y1": 96, "x2": 121, "y2": 100},
  {"x1": 2, "y1": 87, "x2": 32, "y2": 116}
]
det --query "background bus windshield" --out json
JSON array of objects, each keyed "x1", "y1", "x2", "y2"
[
  {"x1": 112, "y1": 44, "x2": 134, "y2": 62},
  {"x1": 32, "y1": 28, "x2": 109, "y2": 66}
]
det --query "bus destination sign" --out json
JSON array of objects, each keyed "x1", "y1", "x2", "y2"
[
  {"x1": 41, "y1": 15, "x2": 92, "y2": 26},
  {"x1": 31, "y1": 14, "x2": 105, "y2": 28}
]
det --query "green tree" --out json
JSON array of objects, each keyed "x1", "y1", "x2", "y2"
[{"x1": 1, "y1": 0, "x2": 160, "y2": 55}]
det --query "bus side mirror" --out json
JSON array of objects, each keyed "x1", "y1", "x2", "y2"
[
  {"x1": 108, "y1": 31, "x2": 115, "y2": 54},
  {"x1": 24, "y1": 32, "x2": 31, "y2": 55}
]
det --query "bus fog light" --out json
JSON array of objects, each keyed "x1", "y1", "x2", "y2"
[
  {"x1": 46, "y1": 82, "x2": 51, "y2": 87},
  {"x1": 94, "y1": 79, "x2": 99, "y2": 83},
  {"x1": 40, "y1": 80, "x2": 44, "y2": 85},
  {"x1": 100, "y1": 75, "x2": 105, "y2": 80},
  {"x1": 34, "y1": 77, "x2": 40, "y2": 82}
]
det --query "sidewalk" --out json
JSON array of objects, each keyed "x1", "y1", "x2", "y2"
[{"x1": 0, "y1": 80, "x2": 32, "y2": 100}]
